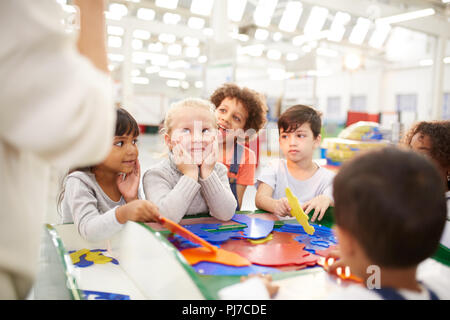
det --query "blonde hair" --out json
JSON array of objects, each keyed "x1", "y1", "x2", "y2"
[{"x1": 162, "y1": 97, "x2": 217, "y2": 135}]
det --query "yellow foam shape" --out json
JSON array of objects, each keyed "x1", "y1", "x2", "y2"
[
  {"x1": 285, "y1": 187, "x2": 315, "y2": 235},
  {"x1": 85, "y1": 251, "x2": 112, "y2": 264},
  {"x1": 248, "y1": 233, "x2": 273, "y2": 244},
  {"x1": 70, "y1": 248, "x2": 90, "y2": 264},
  {"x1": 69, "y1": 248, "x2": 112, "y2": 265}
]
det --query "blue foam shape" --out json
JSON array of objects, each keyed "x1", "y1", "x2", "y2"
[
  {"x1": 231, "y1": 214, "x2": 274, "y2": 240},
  {"x1": 192, "y1": 261, "x2": 280, "y2": 276},
  {"x1": 278, "y1": 223, "x2": 337, "y2": 243},
  {"x1": 83, "y1": 290, "x2": 130, "y2": 300},
  {"x1": 183, "y1": 223, "x2": 243, "y2": 244}
]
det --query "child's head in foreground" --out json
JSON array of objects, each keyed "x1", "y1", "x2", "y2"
[
  {"x1": 403, "y1": 120, "x2": 450, "y2": 187},
  {"x1": 332, "y1": 147, "x2": 446, "y2": 279},
  {"x1": 277, "y1": 105, "x2": 322, "y2": 162},
  {"x1": 210, "y1": 83, "x2": 267, "y2": 143}
]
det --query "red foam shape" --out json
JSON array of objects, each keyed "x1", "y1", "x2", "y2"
[{"x1": 230, "y1": 242, "x2": 319, "y2": 267}]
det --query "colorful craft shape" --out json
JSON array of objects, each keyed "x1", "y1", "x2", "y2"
[
  {"x1": 317, "y1": 255, "x2": 362, "y2": 283},
  {"x1": 180, "y1": 247, "x2": 251, "y2": 267},
  {"x1": 192, "y1": 261, "x2": 280, "y2": 276},
  {"x1": 278, "y1": 223, "x2": 337, "y2": 244},
  {"x1": 230, "y1": 242, "x2": 318, "y2": 267},
  {"x1": 231, "y1": 214, "x2": 274, "y2": 240},
  {"x1": 285, "y1": 187, "x2": 315, "y2": 235},
  {"x1": 159, "y1": 216, "x2": 217, "y2": 253},
  {"x1": 183, "y1": 223, "x2": 243, "y2": 244},
  {"x1": 248, "y1": 233, "x2": 273, "y2": 244},
  {"x1": 82, "y1": 290, "x2": 130, "y2": 300},
  {"x1": 69, "y1": 249, "x2": 118, "y2": 268}
]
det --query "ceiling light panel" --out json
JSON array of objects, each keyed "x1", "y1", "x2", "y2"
[
  {"x1": 253, "y1": 0, "x2": 278, "y2": 27},
  {"x1": 279, "y1": 1, "x2": 303, "y2": 32},
  {"x1": 304, "y1": 6, "x2": 329, "y2": 36}
]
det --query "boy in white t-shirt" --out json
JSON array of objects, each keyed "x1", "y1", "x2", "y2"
[{"x1": 255, "y1": 105, "x2": 335, "y2": 222}]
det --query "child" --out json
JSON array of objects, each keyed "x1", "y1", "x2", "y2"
[
  {"x1": 255, "y1": 105, "x2": 335, "y2": 222},
  {"x1": 326, "y1": 147, "x2": 448, "y2": 299},
  {"x1": 142, "y1": 98, "x2": 236, "y2": 223},
  {"x1": 210, "y1": 83, "x2": 267, "y2": 210},
  {"x1": 59, "y1": 108, "x2": 161, "y2": 242},
  {"x1": 403, "y1": 120, "x2": 450, "y2": 268}
]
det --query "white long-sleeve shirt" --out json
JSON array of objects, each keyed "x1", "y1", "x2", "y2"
[{"x1": 0, "y1": 0, "x2": 115, "y2": 299}]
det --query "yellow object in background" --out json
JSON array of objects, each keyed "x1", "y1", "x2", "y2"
[
  {"x1": 248, "y1": 233, "x2": 273, "y2": 244},
  {"x1": 285, "y1": 188, "x2": 315, "y2": 235}
]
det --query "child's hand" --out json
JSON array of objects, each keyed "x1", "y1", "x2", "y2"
[
  {"x1": 302, "y1": 195, "x2": 333, "y2": 222},
  {"x1": 273, "y1": 197, "x2": 291, "y2": 216},
  {"x1": 115, "y1": 199, "x2": 160, "y2": 224},
  {"x1": 323, "y1": 248, "x2": 353, "y2": 279},
  {"x1": 117, "y1": 159, "x2": 140, "y2": 203},
  {"x1": 172, "y1": 142, "x2": 199, "y2": 181},
  {"x1": 200, "y1": 135, "x2": 218, "y2": 179}
]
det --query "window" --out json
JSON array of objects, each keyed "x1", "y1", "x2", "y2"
[
  {"x1": 443, "y1": 93, "x2": 450, "y2": 120},
  {"x1": 350, "y1": 95, "x2": 367, "y2": 112},
  {"x1": 396, "y1": 94, "x2": 417, "y2": 113},
  {"x1": 326, "y1": 96, "x2": 341, "y2": 120}
]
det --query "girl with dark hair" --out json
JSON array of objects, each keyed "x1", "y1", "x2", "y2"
[{"x1": 59, "y1": 108, "x2": 160, "y2": 242}]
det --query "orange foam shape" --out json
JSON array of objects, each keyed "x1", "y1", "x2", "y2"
[{"x1": 180, "y1": 247, "x2": 251, "y2": 267}]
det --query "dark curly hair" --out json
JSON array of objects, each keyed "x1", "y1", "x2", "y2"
[
  {"x1": 210, "y1": 83, "x2": 267, "y2": 136},
  {"x1": 402, "y1": 121, "x2": 450, "y2": 177}
]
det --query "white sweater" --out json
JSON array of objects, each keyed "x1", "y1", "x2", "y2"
[{"x1": 0, "y1": 0, "x2": 115, "y2": 298}]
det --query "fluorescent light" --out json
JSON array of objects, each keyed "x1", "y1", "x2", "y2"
[
  {"x1": 148, "y1": 42, "x2": 163, "y2": 52},
  {"x1": 273, "y1": 32, "x2": 282, "y2": 41},
  {"x1": 254, "y1": 28, "x2": 269, "y2": 41},
  {"x1": 137, "y1": 8, "x2": 155, "y2": 21},
  {"x1": 107, "y1": 26, "x2": 124, "y2": 36},
  {"x1": 419, "y1": 59, "x2": 433, "y2": 66},
  {"x1": 108, "y1": 53, "x2": 124, "y2": 62},
  {"x1": 328, "y1": 11, "x2": 351, "y2": 42},
  {"x1": 349, "y1": 17, "x2": 371, "y2": 45},
  {"x1": 267, "y1": 49, "x2": 281, "y2": 60},
  {"x1": 240, "y1": 44, "x2": 265, "y2": 57},
  {"x1": 203, "y1": 28, "x2": 214, "y2": 37},
  {"x1": 188, "y1": 17, "x2": 205, "y2": 29},
  {"x1": 198, "y1": 55, "x2": 208, "y2": 63},
  {"x1": 195, "y1": 81, "x2": 204, "y2": 88},
  {"x1": 369, "y1": 23, "x2": 391, "y2": 48},
  {"x1": 155, "y1": 0, "x2": 178, "y2": 10},
  {"x1": 253, "y1": 0, "x2": 278, "y2": 27},
  {"x1": 185, "y1": 46, "x2": 201, "y2": 58},
  {"x1": 292, "y1": 29, "x2": 330, "y2": 46},
  {"x1": 167, "y1": 44, "x2": 182, "y2": 56},
  {"x1": 163, "y1": 12, "x2": 181, "y2": 25},
  {"x1": 279, "y1": 1, "x2": 303, "y2": 32},
  {"x1": 160, "y1": 70, "x2": 186, "y2": 80},
  {"x1": 316, "y1": 47, "x2": 338, "y2": 57},
  {"x1": 108, "y1": 36, "x2": 122, "y2": 48},
  {"x1": 228, "y1": 0, "x2": 247, "y2": 22},
  {"x1": 166, "y1": 79, "x2": 181, "y2": 88},
  {"x1": 132, "y1": 39, "x2": 143, "y2": 50},
  {"x1": 132, "y1": 77, "x2": 149, "y2": 85},
  {"x1": 158, "y1": 33, "x2": 176, "y2": 43},
  {"x1": 183, "y1": 36, "x2": 200, "y2": 47},
  {"x1": 286, "y1": 53, "x2": 299, "y2": 61},
  {"x1": 191, "y1": 0, "x2": 214, "y2": 16},
  {"x1": 304, "y1": 6, "x2": 329, "y2": 36},
  {"x1": 376, "y1": 8, "x2": 435, "y2": 25},
  {"x1": 344, "y1": 53, "x2": 362, "y2": 70},
  {"x1": 145, "y1": 66, "x2": 160, "y2": 74},
  {"x1": 181, "y1": 81, "x2": 190, "y2": 89},
  {"x1": 131, "y1": 69, "x2": 141, "y2": 77},
  {"x1": 149, "y1": 53, "x2": 169, "y2": 66},
  {"x1": 442, "y1": 0, "x2": 450, "y2": 3},
  {"x1": 444, "y1": 57, "x2": 450, "y2": 64},
  {"x1": 168, "y1": 60, "x2": 190, "y2": 69},
  {"x1": 108, "y1": 3, "x2": 128, "y2": 17}
]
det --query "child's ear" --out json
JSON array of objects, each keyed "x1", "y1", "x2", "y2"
[
  {"x1": 164, "y1": 133, "x2": 172, "y2": 150},
  {"x1": 313, "y1": 133, "x2": 322, "y2": 148}
]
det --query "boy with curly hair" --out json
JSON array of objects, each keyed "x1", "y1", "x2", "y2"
[{"x1": 210, "y1": 83, "x2": 267, "y2": 210}]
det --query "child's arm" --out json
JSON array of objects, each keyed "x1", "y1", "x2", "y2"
[
  {"x1": 199, "y1": 164, "x2": 237, "y2": 221},
  {"x1": 255, "y1": 182, "x2": 291, "y2": 216},
  {"x1": 143, "y1": 167, "x2": 201, "y2": 223}
]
